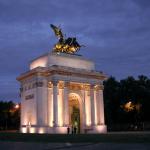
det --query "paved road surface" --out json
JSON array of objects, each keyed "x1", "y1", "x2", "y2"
[{"x1": 0, "y1": 142, "x2": 150, "y2": 150}]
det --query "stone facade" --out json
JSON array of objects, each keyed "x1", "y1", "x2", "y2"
[{"x1": 17, "y1": 52, "x2": 107, "y2": 134}]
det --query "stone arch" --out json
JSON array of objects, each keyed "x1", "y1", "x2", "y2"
[{"x1": 68, "y1": 92, "x2": 84, "y2": 133}]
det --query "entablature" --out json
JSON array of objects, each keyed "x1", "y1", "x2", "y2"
[{"x1": 17, "y1": 65, "x2": 107, "y2": 82}]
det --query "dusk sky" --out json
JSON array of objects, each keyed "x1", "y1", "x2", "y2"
[{"x1": 0, "y1": 0, "x2": 150, "y2": 102}]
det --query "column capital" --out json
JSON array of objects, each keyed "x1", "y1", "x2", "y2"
[
  {"x1": 95, "y1": 84, "x2": 104, "y2": 90},
  {"x1": 47, "y1": 82, "x2": 52, "y2": 88}
]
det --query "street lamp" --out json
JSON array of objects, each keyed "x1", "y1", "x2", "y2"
[
  {"x1": 123, "y1": 101, "x2": 134, "y2": 112},
  {"x1": 15, "y1": 104, "x2": 19, "y2": 109}
]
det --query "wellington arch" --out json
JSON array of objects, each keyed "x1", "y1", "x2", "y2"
[{"x1": 17, "y1": 25, "x2": 107, "y2": 134}]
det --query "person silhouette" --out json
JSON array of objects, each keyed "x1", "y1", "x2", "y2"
[
  {"x1": 71, "y1": 126, "x2": 74, "y2": 134},
  {"x1": 74, "y1": 126, "x2": 77, "y2": 134},
  {"x1": 67, "y1": 126, "x2": 70, "y2": 134}
]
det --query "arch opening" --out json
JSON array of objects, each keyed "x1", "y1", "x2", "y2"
[{"x1": 68, "y1": 93, "x2": 82, "y2": 133}]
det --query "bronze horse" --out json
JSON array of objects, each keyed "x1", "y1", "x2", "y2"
[{"x1": 50, "y1": 24, "x2": 82, "y2": 54}]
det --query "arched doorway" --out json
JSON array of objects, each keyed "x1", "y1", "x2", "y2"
[{"x1": 69, "y1": 93, "x2": 81, "y2": 133}]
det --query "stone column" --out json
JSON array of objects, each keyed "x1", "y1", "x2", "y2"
[
  {"x1": 95, "y1": 89, "x2": 100, "y2": 125},
  {"x1": 36, "y1": 79, "x2": 48, "y2": 126},
  {"x1": 81, "y1": 87, "x2": 86, "y2": 127},
  {"x1": 47, "y1": 82, "x2": 53, "y2": 127},
  {"x1": 79, "y1": 87, "x2": 86, "y2": 133},
  {"x1": 98, "y1": 86, "x2": 105, "y2": 125},
  {"x1": 52, "y1": 80, "x2": 58, "y2": 127},
  {"x1": 84, "y1": 90, "x2": 91, "y2": 126},
  {"x1": 63, "y1": 82, "x2": 69, "y2": 126},
  {"x1": 90, "y1": 84, "x2": 96, "y2": 126}
]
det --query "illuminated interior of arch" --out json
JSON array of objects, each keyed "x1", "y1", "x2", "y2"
[{"x1": 69, "y1": 94, "x2": 80, "y2": 133}]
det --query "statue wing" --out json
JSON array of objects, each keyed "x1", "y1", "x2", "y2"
[{"x1": 50, "y1": 24, "x2": 64, "y2": 39}]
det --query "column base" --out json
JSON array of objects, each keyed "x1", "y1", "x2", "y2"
[
  {"x1": 20, "y1": 125, "x2": 107, "y2": 134},
  {"x1": 49, "y1": 127, "x2": 68, "y2": 134},
  {"x1": 85, "y1": 125, "x2": 107, "y2": 134},
  {"x1": 20, "y1": 126, "x2": 68, "y2": 134}
]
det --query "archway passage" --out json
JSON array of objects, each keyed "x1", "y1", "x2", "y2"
[{"x1": 69, "y1": 94, "x2": 80, "y2": 133}]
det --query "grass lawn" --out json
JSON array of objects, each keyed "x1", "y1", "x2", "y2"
[{"x1": 0, "y1": 132, "x2": 150, "y2": 143}]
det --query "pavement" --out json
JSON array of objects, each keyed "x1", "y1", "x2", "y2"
[{"x1": 0, "y1": 142, "x2": 150, "y2": 150}]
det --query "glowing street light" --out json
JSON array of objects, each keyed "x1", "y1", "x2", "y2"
[
  {"x1": 15, "y1": 104, "x2": 19, "y2": 109},
  {"x1": 123, "y1": 101, "x2": 134, "y2": 112}
]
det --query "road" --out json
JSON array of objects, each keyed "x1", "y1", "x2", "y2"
[{"x1": 0, "y1": 142, "x2": 150, "y2": 150}]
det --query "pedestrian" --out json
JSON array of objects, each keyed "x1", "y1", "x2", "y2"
[
  {"x1": 71, "y1": 126, "x2": 74, "y2": 134},
  {"x1": 67, "y1": 126, "x2": 70, "y2": 134},
  {"x1": 74, "y1": 126, "x2": 77, "y2": 134}
]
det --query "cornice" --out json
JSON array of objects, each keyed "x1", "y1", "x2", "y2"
[{"x1": 17, "y1": 65, "x2": 107, "y2": 81}]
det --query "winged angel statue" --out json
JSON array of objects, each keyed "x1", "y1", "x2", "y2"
[{"x1": 50, "y1": 24, "x2": 82, "y2": 54}]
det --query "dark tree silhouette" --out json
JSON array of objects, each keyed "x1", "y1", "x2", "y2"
[
  {"x1": 104, "y1": 75, "x2": 150, "y2": 131},
  {"x1": 0, "y1": 101, "x2": 20, "y2": 130}
]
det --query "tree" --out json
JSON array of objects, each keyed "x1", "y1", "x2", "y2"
[
  {"x1": 0, "y1": 101, "x2": 20, "y2": 130},
  {"x1": 104, "y1": 75, "x2": 150, "y2": 131},
  {"x1": 103, "y1": 76, "x2": 120, "y2": 124}
]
